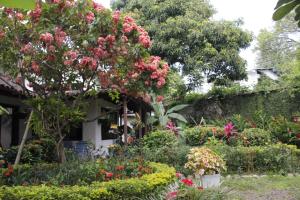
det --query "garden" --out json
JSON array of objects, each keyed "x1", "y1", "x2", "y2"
[{"x1": 0, "y1": 0, "x2": 300, "y2": 199}]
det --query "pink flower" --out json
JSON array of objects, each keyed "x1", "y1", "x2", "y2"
[
  {"x1": 93, "y1": 2, "x2": 105, "y2": 12},
  {"x1": 166, "y1": 121, "x2": 178, "y2": 135},
  {"x1": 93, "y1": 47, "x2": 106, "y2": 58},
  {"x1": 166, "y1": 191, "x2": 178, "y2": 200},
  {"x1": 54, "y1": 27, "x2": 67, "y2": 47},
  {"x1": 122, "y1": 23, "x2": 134, "y2": 33},
  {"x1": 15, "y1": 13, "x2": 24, "y2": 20},
  {"x1": 40, "y1": 33, "x2": 54, "y2": 44},
  {"x1": 31, "y1": 61, "x2": 40, "y2": 74},
  {"x1": 30, "y1": 5, "x2": 42, "y2": 22},
  {"x1": 97, "y1": 37, "x2": 106, "y2": 46},
  {"x1": 121, "y1": 35, "x2": 128, "y2": 42},
  {"x1": 176, "y1": 172, "x2": 183, "y2": 179},
  {"x1": 64, "y1": 60, "x2": 73, "y2": 66},
  {"x1": 20, "y1": 43, "x2": 33, "y2": 54},
  {"x1": 51, "y1": 0, "x2": 60, "y2": 3},
  {"x1": 105, "y1": 172, "x2": 113, "y2": 178},
  {"x1": 47, "y1": 45, "x2": 56, "y2": 53},
  {"x1": 224, "y1": 122, "x2": 234, "y2": 138},
  {"x1": 105, "y1": 35, "x2": 116, "y2": 44},
  {"x1": 181, "y1": 178, "x2": 193, "y2": 187},
  {"x1": 85, "y1": 11, "x2": 95, "y2": 24},
  {"x1": 113, "y1": 10, "x2": 120, "y2": 24},
  {"x1": 156, "y1": 95, "x2": 164, "y2": 102},
  {"x1": 138, "y1": 33, "x2": 151, "y2": 48},
  {"x1": 64, "y1": 50, "x2": 78, "y2": 60}
]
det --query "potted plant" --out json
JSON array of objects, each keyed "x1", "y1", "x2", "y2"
[{"x1": 184, "y1": 147, "x2": 226, "y2": 188}]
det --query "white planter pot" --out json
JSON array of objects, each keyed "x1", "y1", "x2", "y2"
[{"x1": 201, "y1": 174, "x2": 221, "y2": 188}]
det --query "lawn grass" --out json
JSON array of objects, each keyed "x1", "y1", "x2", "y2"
[{"x1": 222, "y1": 175, "x2": 300, "y2": 200}]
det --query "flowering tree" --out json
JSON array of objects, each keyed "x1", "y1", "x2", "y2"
[{"x1": 0, "y1": 0, "x2": 169, "y2": 162}]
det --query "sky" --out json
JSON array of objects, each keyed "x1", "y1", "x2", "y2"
[{"x1": 96, "y1": 0, "x2": 278, "y2": 70}]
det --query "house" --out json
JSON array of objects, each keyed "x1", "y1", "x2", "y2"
[{"x1": 0, "y1": 74, "x2": 151, "y2": 155}]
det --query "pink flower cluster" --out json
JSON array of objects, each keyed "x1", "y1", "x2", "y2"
[
  {"x1": 54, "y1": 27, "x2": 67, "y2": 47},
  {"x1": 31, "y1": 61, "x2": 40, "y2": 74},
  {"x1": 63, "y1": 50, "x2": 78, "y2": 66},
  {"x1": 29, "y1": 5, "x2": 42, "y2": 22},
  {"x1": 224, "y1": 122, "x2": 234, "y2": 138},
  {"x1": 93, "y1": 2, "x2": 105, "y2": 12},
  {"x1": 20, "y1": 43, "x2": 33, "y2": 54},
  {"x1": 40, "y1": 33, "x2": 54, "y2": 44},
  {"x1": 122, "y1": 16, "x2": 151, "y2": 48},
  {"x1": 79, "y1": 56, "x2": 97, "y2": 70},
  {"x1": 135, "y1": 56, "x2": 169, "y2": 89},
  {"x1": 113, "y1": 10, "x2": 120, "y2": 24},
  {"x1": 85, "y1": 11, "x2": 95, "y2": 24}
]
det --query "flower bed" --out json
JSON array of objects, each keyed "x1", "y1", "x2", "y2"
[{"x1": 0, "y1": 162, "x2": 175, "y2": 200}]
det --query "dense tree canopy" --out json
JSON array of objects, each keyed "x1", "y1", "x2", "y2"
[
  {"x1": 112, "y1": 0, "x2": 253, "y2": 89},
  {"x1": 255, "y1": 14, "x2": 300, "y2": 75},
  {"x1": 0, "y1": 0, "x2": 169, "y2": 162}
]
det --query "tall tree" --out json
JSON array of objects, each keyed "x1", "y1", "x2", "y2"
[
  {"x1": 0, "y1": 0, "x2": 169, "y2": 162},
  {"x1": 112, "y1": 0, "x2": 252, "y2": 89},
  {"x1": 255, "y1": 14, "x2": 300, "y2": 75}
]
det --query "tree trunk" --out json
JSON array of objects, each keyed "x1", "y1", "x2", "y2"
[
  {"x1": 123, "y1": 96, "x2": 128, "y2": 145},
  {"x1": 56, "y1": 137, "x2": 66, "y2": 163},
  {"x1": 14, "y1": 111, "x2": 33, "y2": 167}
]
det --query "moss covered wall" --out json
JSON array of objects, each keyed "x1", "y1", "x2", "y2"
[{"x1": 182, "y1": 90, "x2": 300, "y2": 121}]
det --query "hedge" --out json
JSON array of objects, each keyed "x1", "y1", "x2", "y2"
[
  {"x1": 184, "y1": 126, "x2": 224, "y2": 146},
  {"x1": 208, "y1": 144, "x2": 300, "y2": 174},
  {"x1": 0, "y1": 162, "x2": 176, "y2": 200}
]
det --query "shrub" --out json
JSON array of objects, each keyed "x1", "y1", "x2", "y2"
[
  {"x1": 185, "y1": 147, "x2": 226, "y2": 175},
  {"x1": 240, "y1": 128, "x2": 272, "y2": 146},
  {"x1": 2, "y1": 138, "x2": 57, "y2": 164},
  {"x1": 184, "y1": 126, "x2": 224, "y2": 146},
  {"x1": 0, "y1": 157, "x2": 152, "y2": 186},
  {"x1": 208, "y1": 144, "x2": 300, "y2": 174},
  {"x1": 142, "y1": 130, "x2": 178, "y2": 149},
  {"x1": 268, "y1": 116, "x2": 300, "y2": 145},
  {"x1": 230, "y1": 114, "x2": 252, "y2": 132},
  {"x1": 0, "y1": 162, "x2": 175, "y2": 200}
]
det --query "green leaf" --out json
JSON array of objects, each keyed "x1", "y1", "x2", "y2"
[
  {"x1": 166, "y1": 104, "x2": 189, "y2": 114},
  {"x1": 275, "y1": 0, "x2": 295, "y2": 9},
  {"x1": 159, "y1": 116, "x2": 168, "y2": 127},
  {"x1": 273, "y1": 1, "x2": 300, "y2": 21},
  {"x1": 0, "y1": 0, "x2": 36, "y2": 10},
  {"x1": 0, "y1": 106, "x2": 9, "y2": 115},
  {"x1": 146, "y1": 116, "x2": 157, "y2": 125},
  {"x1": 168, "y1": 113, "x2": 187, "y2": 123}
]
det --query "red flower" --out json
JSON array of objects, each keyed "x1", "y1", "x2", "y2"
[
  {"x1": 20, "y1": 43, "x2": 33, "y2": 54},
  {"x1": 296, "y1": 133, "x2": 300, "y2": 139},
  {"x1": 181, "y1": 178, "x2": 193, "y2": 186},
  {"x1": 31, "y1": 61, "x2": 41, "y2": 74},
  {"x1": 113, "y1": 10, "x2": 120, "y2": 24},
  {"x1": 105, "y1": 172, "x2": 113, "y2": 178},
  {"x1": 29, "y1": 5, "x2": 42, "y2": 22},
  {"x1": 54, "y1": 27, "x2": 67, "y2": 47},
  {"x1": 93, "y1": 2, "x2": 105, "y2": 12},
  {"x1": 0, "y1": 30, "x2": 5, "y2": 40},
  {"x1": 156, "y1": 95, "x2": 164, "y2": 102}
]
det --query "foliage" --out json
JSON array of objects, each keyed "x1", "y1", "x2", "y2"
[
  {"x1": 148, "y1": 95, "x2": 188, "y2": 128},
  {"x1": 239, "y1": 128, "x2": 272, "y2": 146},
  {"x1": 269, "y1": 115, "x2": 300, "y2": 145},
  {"x1": 0, "y1": 162, "x2": 175, "y2": 200},
  {"x1": 174, "y1": 188, "x2": 226, "y2": 200},
  {"x1": 0, "y1": 0, "x2": 169, "y2": 162},
  {"x1": 230, "y1": 114, "x2": 252, "y2": 132},
  {"x1": 2, "y1": 138, "x2": 56, "y2": 164},
  {"x1": 0, "y1": 157, "x2": 153, "y2": 186},
  {"x1": 255, "y1": 14, "x2": 300, "y2": 76},
  {"x1": 185, "y1": 147, "x2": 226, "y2": 175},
  {"x1": 184, "y1": 126, "x2": 224, "y2": 146},
  {"x1": 252, "y1": 110, "x2": 271, "y2": 130},
  {"x1": 142, "y1": 130, "x2": 178, "y2": 149},
  {"x1": 0, "y1": 106, "x2": 8, "y2": 115},
  {"x1": 112, "y1": 0, "x2": 252, "y2": 89},
  {"x1": 208, "y1": 143, "x2": 300, "y2": 174},
  {"x1": 273, "y1": 0, "x2": 300, "y2": 27}
]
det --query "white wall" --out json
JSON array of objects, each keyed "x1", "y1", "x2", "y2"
[{"x1": 82, "y1": 98, "x2": 117, "y2": 154}]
